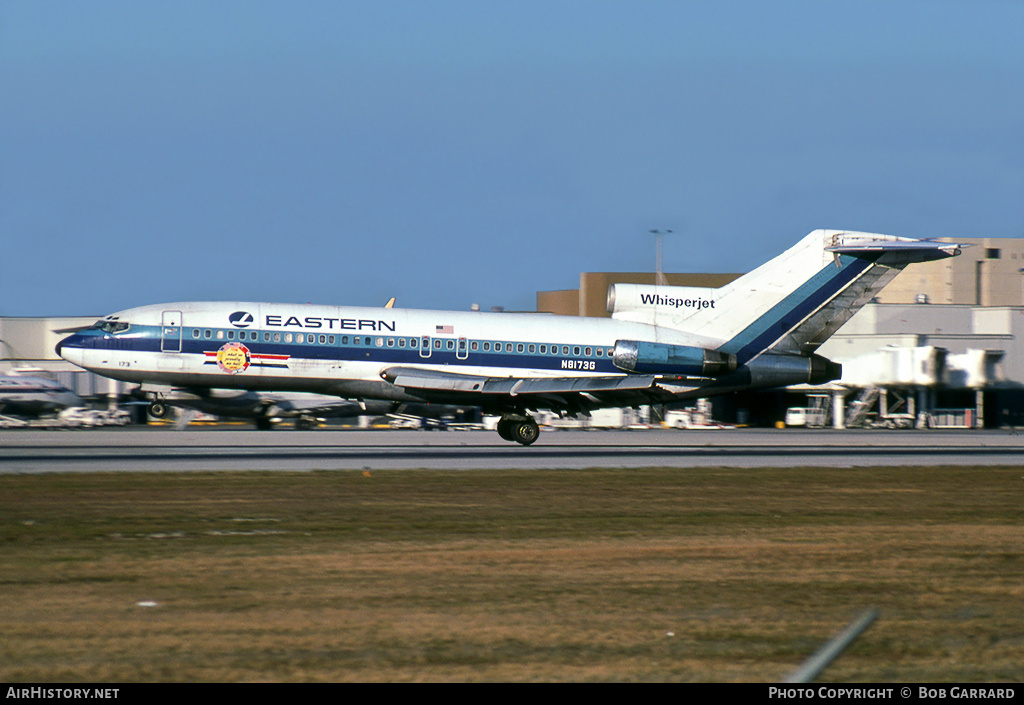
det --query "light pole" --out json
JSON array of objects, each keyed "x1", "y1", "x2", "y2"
[{"x1": 649, "y1": 229, "x2": 672, "y2": 286}]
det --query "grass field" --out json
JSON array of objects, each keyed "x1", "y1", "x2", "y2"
[{"x1": 1, "y1": 466, "x2": 1022, "y2": 682}]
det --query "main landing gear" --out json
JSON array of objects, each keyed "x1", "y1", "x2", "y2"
[{"x1": 496, "y1": 414, "x2": 540, "y2": 446}]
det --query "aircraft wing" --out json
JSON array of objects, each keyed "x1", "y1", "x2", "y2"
[
  {"x1": 381, "y1": 366, "x2": 670, "y2": 412},
  {"x1": 269, "y1": 397, "x2": 394, "y2": 418}
]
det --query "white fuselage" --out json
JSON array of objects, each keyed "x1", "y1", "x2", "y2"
[{"x1": 57, "y1": 301, "x2": 721, "y2": 406}]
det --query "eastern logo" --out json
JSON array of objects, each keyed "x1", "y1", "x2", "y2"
[
  {"x1": 215, "y1": 342, "x2": 251, "y2": 374},
  {"x1": 229, "y1": 311, "x2": 255, "y2": 328}
]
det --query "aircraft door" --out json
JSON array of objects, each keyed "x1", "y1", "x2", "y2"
[
  {"x1": 456, "y1": 337, "x2": 469, "y2": 360},
  {"x1": 161, "y1": 311, "x2": 183, "y2": 353},
  {"x1": 419, "y1": 336, "x2": 431, "y2": 359}
]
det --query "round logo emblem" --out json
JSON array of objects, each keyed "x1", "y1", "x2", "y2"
[
  {"x1": 216, "y1": 342, "x2": 251, "y2": 374},
  {"x1": 229, "y1": 311, "x2": 255, "y2": 328}
]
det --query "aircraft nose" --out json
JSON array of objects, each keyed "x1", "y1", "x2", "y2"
[
  {"x1": 55, "y1": 333, "x2": 77, "y2": 358},
  {"x1": 56, "y1": 335, "x2": 84, "y2": 366}
]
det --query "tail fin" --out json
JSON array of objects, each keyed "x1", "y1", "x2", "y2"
[{"x1": 609, "y1": 230, "x2": 962, "y2": 363}]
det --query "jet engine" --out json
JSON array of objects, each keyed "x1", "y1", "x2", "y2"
[
  {"x1": 612, "y1": 339, "x2": 842, "y2": 387},
  {"x1": 612, "y1": 340, "x2": 737, "y2": 377},
  {"x1": 735, "y1": 352, "x2": 843, "y2": 387}
]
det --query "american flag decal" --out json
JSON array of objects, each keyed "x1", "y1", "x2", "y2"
[{"x1": 436, "y1": 325, "x2": 453, "y2": 334}]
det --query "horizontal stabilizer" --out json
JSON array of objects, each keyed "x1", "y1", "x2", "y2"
[{"x1": 825, "y1": 237, "x2": 964, "y2": 260}]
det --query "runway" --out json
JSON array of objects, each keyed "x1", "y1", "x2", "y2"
[{"x1": 3, "y1": 426, "x2": 1024, "y2": 472}]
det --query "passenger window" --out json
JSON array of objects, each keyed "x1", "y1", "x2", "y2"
[
  {"x1": 329, "y1": 335, "x2": 335, "y2": 344},
  {"x1": 216, "y1": 330, "x2": 224, "y2": 340},
  {"x1": 584, "y1": 347, "x2": 592, "y2": 356},
  {"x1": 539, "y1": 345, "x2": 546, "y2": 354},
  {"x1": 483, "y1": 342, "x2": 490, "y2": 352},
  {"x1": 506, "y1": 343, "x2": 513, "y2": 352},
  {"x1": 446, "y1": 340, "x2": 454, "y2": 350},
  {"x1": 192, "y1": 329, "x2": 200, "y2": 338},
  {"x1": 204, "y1": 329, "x2": 212, "y2": 339},
  {"x1": 517, "y1": 343, "x2": 524, "y2": 353},
  {"x1": 573, "y1": 346, "x2": 581, "y2": 356},
  {"x1": 319, "y1": 334, "x2": 326, "y2": 344},
  {"x1": 434, "y1": 339, "x2": 442, "y2": 349},
  {"x1": 273, "y1": 333, "x2": 281, "y2": 342},
  {"x1": 562, "y1": 346, "x2": 569, "y2": 355},
  {"x1": 471, "y1": 341, "x2": 478, "y2": 351}
]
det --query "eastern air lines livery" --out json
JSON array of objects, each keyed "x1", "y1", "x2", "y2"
[{"x1": 57, "y1": 230, "x2": 961, "y2": 445}]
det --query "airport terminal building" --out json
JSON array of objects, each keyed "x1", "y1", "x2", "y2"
[{"x1": 4, "y1": 238, "x2": 1024, "y2": 428}]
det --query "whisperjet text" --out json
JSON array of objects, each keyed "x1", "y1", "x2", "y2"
[
  {"x1": 265, "y1": 315, "x2": 396, "y2": 331},
  {"x1": 639, "y1": 294, "x2": 716, "y2": 309}
]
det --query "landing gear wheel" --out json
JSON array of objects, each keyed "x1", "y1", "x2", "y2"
[
  {"x1": 511, "y1": 419, "x2": 539, "y2": 446},
  {"x1": 148, "y1": 402, "x2": 167, "y2": 418},
  {"x1": 496, "y1": 418, "x2": 514, "y2": 441},
  {"x1": 496, "y1": 414, "x2": 540, "y2": 445}
]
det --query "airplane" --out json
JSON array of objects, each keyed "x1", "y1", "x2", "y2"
[
  {"x1": 145, "y1": 388, "x2": 396, "y2": 429},
  {"x1": 0, "y1": 370, "x2": 83, "y2": 417},
  {"x1": 56, "y1": 230, "x2": 962, "y2": 444}
]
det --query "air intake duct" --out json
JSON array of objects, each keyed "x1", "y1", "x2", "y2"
[{"x1": 612, "y1": 340, "x2": 737, "y2": 377}]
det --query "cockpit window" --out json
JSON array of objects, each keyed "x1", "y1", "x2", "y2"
[{"x1": 91, "y1": 320, "x2": 130, "y2": 334}]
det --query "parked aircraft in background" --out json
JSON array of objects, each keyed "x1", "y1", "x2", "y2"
[
  {"x1": 0, "y1": 371, "x2": 82, "y2": 417},
  {"x1": 146, "y1": 389, "x2": 395, "y2": 429},
  {"x1": 57, "y1": 230, "x2": 961, "y2": 444}
]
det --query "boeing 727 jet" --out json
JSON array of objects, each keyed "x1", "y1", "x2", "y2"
[{"x1": 57, "y1": 230, "x2": 961, "y2": 444}]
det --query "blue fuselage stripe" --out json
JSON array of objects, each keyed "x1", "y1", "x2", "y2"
[{"x1": 61, "y1": 328, "x2": 623, "y2": 375}]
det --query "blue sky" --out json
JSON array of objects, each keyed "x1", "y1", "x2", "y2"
[{"x1": 2, "y1": 1, "x2": 1022, "y2": 316}]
